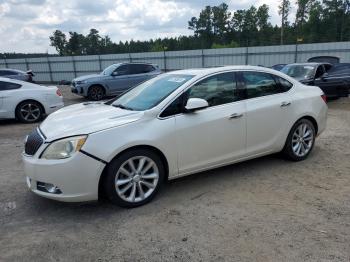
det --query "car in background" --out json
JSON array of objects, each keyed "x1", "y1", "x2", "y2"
[
  {"x1": 270, "y1": 64, "x2": 286, "y2": 71},
  {"x1": 23, "y1": 66, "x2": 327, "y2": 207},
  {"x1": 281, "y1": 63, "x2": 350, "y2": 98},
  {"x1": 0, "y1": 69, "x2": 35, "y2": 82},
  {"x1": 0, "y1": 77, "x2": 64, "y2": 123},
  {"x1": 71, "y1": 62, "x2": 161, "y2": 101}
]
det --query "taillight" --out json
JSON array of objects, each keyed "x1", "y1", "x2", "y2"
[
  {"x1": 56, "y1": 89, "x2": 62, "y2": 97},
  {"x1": 321, "y1": 94, "x2": 327, "y2": 103}
]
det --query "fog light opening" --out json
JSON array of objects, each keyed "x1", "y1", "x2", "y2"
[{"x1": 37, "y1": 182, "x2": 62, "y2": 194}]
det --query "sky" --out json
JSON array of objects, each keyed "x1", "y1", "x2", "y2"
[{"x1": 0, "y1": 0, "x2": 297, "y2": 53}]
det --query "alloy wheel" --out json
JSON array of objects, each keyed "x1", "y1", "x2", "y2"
[
  {"x1": 20, "y1": 103, "x2": 41, "y2": 122},
  {"x1": 115, "y1": 156, "x2": 159, "y2": 203},
  {"x1": 89, "y1": 86, "x2": 104, "y2": 100},
  {"x1": 292, "y1": 123, "x2": 314, "y2": 157}
]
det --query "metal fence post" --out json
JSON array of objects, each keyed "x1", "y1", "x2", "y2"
[
  {"x1": 72, "y1": 56, "x2": 77, "y2": 78},
  {"x1": 201, "y1": 49, "x2": 205, "y2": 68},
  {"x1": 294, "y1": 43, "x2": 298, "y2": 63},
  {"x1": 163, "y1": 50, "x2": 167, "y2": 72},
  {"x1": 24, "y1": 58, "x2": 29, "y2": 70},
  {"x1": 129, "y1": 53, "x2": 132, "y2": 63},
  {"x1": 4, "y1": 57, "x2": 8, "y2": 68},
  {"x1": 47, "y1": 56, "x2": 53, "y2": 83},
  {"x1": 245, "y1": 46, "x2": 249, "y2": 65},
  {"x1": 98, "y1": 55, "x2": 102, "y2": 71}
]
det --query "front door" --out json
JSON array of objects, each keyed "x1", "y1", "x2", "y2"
[{"x1": 175, "y1": 72, "x2": 246, "y2": 175}]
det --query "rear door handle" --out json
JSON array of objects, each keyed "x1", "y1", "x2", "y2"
[
  {"x1": 229, "y1": 113, "x2": 243, "y2": 119},
  {"x1": 280, "y1": 101, "x2": 291, "y2": 107}
]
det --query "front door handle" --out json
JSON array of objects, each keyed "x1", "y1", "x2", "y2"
[
  {"x1": 280, "y1": 101, "x2": 291, "y2": 107},
  {"x1": 229, "y1": 113, "x2": 243, "y2": 119}
]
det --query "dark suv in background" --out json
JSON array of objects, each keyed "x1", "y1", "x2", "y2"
[{"x1": 71, "y1": 62, "x2": 161, "y2": 100}]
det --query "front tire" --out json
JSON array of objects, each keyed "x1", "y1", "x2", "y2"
[
  {"x1": 87, "y1": 85, "x2": 105, "y2": 101},
  {"x1": 282, "y1": 119, "x2": 316, "y2": 161},
  {"x1": 103, "y1": 149, "x2": 165, "y2": 207}
]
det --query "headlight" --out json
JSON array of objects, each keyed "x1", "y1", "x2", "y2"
[
  {"x1": 76, "y1": 80, "x2": 87, "y2": 85},
  {"x1": 41, "y1": 136, "x2": 87, "y2": 160}
]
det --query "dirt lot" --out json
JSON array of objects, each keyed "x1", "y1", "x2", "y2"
[{"x1": 0, "y1": 87, "x2": 349, "y2": 262}]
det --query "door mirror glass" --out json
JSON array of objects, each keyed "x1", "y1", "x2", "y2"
[
  {"x1": 111, "y1": 71, "x2": 119, "y2": 76},
  {"x1": 185, "y1": 98, "x2": 209, "y2": 112},
  {"x1": 321, "y1": 72, "x2": 329, "y2": 79}
]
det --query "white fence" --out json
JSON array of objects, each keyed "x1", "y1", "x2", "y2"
[{"x1": 1, "y1": 41, "x2": 350, "y2": 83}]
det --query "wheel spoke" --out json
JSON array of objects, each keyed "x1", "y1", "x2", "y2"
[
  {"x1": 137, "y1": 157, "x2": 146, "y2": 172},
  {"x1": 116, "y1": 178, "x2": 132, "y2": 186},
  {"x1": 141, "y1": 173, "x2": 158, "y2": 179},
  {"x1": 119, "y1": 183, "x2": 132, "y2": 194},
  {"x1": 119, "y1": 167, "x2": 132, "y2": 177},
  {"x1": 141, "y1": 180, "x2": 155, "y2": 189},
  {"x1": 137, "y1": 182, "x2": 145, "y2": 200},
  {"x1": 128, "y1": 183, "x2": 136, "y2": 202},
  {"x1": 142, "y1": 161, "x2": 154, "y2": 174},
  {"x1": 128, "y1": 159, "x2": 137, "y2": 172}
]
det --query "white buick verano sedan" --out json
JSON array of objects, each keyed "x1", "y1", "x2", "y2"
[{"x1": 23, "y1": 66, "x2": 327, "y2": 207}]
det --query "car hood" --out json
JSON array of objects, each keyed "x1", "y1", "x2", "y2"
[
  {"x1": 73, "y1": 74, "x2": 103, "y2": 82},
  {"x1": 40, "y1": 102, "x2": 144, "y2": 141}
]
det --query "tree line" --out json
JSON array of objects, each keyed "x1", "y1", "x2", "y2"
[{"x1": 2, "y1": 0, "x2": 350, "y2": 58}]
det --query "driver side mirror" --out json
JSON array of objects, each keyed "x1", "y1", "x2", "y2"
[
  {"x1": 185, "y1": 98, "x2": 209, "y2": 112},
  {"x1": 111, "y1": 71, "x2": 119, "y2": 76},
  {"x1": 321, "y1": 72, "x2": 329, "y2": 80}
]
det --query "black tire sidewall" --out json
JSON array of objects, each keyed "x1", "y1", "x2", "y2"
[
  {"x1": 103, "y1": 149, "x2": 165, "y2": 208},
  {"x1": 16, "y1": 101, "x2": 43, "y2": 123},
  {"x1": 283, "y1": 119, "x2": 316, "y2": 161}
]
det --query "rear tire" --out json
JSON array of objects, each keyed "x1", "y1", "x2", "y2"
[
  {"x1": 87, "y1": 85, "x2": 105, "y2": 101},
  {"x1": 103, "y1": 149, "x2": 165, "y2": 208},
  {"x1": 16, "y1": 101, "x2": 43, "y2": 123},
  {"x1": 282, "y1": 119, "x2": 316, "y2": 161}
]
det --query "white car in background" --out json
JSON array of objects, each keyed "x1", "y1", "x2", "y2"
[
  {"x1": 23, "y1": 66, "x2": 327, "y2": 207},
  {"x1": 0, "y1": 77, "x2": 64, "y2": 123}
]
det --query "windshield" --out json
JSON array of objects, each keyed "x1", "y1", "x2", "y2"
[
  {"x1": 281, "y1": 65, "x2": 316, "y2": 79},
  {"x1": 102, "y1": 64, "x2": 118, "y2": 75},
  {"x1": 111, "y1": 74, "x2": 194, "y2": 111}
]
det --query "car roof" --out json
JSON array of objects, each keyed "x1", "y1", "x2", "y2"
[
  {"x1": 166, "y1": 65, "x2": 287, "y2": 78},
  {"x1": 0, "y1": 76, "x2": 26, "y2": 84},
  {"x1": 0, "y1": 68, "x2": 26, "y2": 73},
  {"x1": 285, "y1": 62, "x2": 331, "y2": 67}
]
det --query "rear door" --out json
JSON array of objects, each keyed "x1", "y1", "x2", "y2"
[
  {"x1": 127, "y1": 64, "x2": 155, "y2": 87},
  {"x1": 240, "y1": 71, "x2": 294, "y2": 155}
]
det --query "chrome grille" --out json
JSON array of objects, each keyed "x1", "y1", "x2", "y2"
[{"x1": 24, "y1": 128, "x2": 44, "y2": 156}]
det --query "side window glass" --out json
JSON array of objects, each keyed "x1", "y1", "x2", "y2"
[
  {"x1": 187, "y1": 72, "x2": 239, "y2": 107},
  {"x1": 242, "y1": 72, "x2": 282, "y2": 98},
  {"x1": 115, "y1": 65, "x2": 129, "y2": 75},
  {"x1": 315, "y1": 66, "x2": 325, "y2": 78},
  {"x1": 145, "y1": 65, "x2": 155, "y2": 73},
  {"x1": 0, "y1": 81, "x2": 21, "y2": 91},
  {"x1": 160, "y1": 95, "x2": 184, "y2": 118},
  {"x1": 276, "y1": 76, "x2": 293, "y2": 92}
]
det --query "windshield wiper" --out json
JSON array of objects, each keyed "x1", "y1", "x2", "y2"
[{"x1": 113, "y1": 104, "x2": 134, "y2": 111}]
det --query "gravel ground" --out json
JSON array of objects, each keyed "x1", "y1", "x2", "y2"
[{"x1": 0, "y1": 86, "x2": 349, "y2": 262}]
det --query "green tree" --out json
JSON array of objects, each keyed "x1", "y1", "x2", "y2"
[
  {"x1": 49, "y1": 30, "x2": 67, "y2": 55},
  {"x1": 278, "y1": 0, "x2": 291, "y2": 44}
]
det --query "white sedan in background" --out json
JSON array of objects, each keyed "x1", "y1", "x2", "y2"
[
  {"x1": 0, "y1": 77, "x2": 64, "y2": 123},
  {"x1": 23, "y1": 66, "x2": 327, "y2": 207}
]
